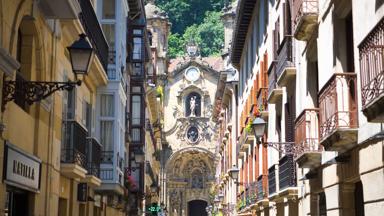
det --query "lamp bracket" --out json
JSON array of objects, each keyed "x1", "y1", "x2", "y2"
[
  {"x1": 265, "y1": 142, "x2": 296, "y2": 154},
  {"x1": 2, "y1": 78, "x2": 81, "y2": 111}
]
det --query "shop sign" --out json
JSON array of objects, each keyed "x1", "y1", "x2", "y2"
[{"x1": 4, "y1": 142, "x2": 41, "y2": 192}]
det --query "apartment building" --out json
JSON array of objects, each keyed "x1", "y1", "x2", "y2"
[
  {"x1": 94, "y1": 0, "x2": 129, "y2": 214},
  {"x1": 0, "y1": 0, "x2": 109, "y2": 215},
  {"x1": 222, "y1": 0, "x2": 384, "y2": 216}
]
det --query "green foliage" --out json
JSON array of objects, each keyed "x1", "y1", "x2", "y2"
[
  {"x1": 156, "y1": 0, "x2": 225, "y2": 58},
  {"x1": 157, "y1": 0, "x2": 225, "y2": 34}
]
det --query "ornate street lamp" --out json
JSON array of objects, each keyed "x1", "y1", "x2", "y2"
[
  {"x1": 228, "y1": 165, "x2": 239, "y2": 182},
  {"x1": 67, "y1": 34, "x2": 94, "y2": 77},
  {"x1": 251, "y1": 117, "x2": 266, "y2": 138},
  {"x1": 2, "y1": 34, "x2": 93, "y2": 111},
  {"x1": 150, "y1": 182, "x2": 158, "y2": 193},
  {"x1": 134, "y1": 149, "x2": 145, "y2": 163}
]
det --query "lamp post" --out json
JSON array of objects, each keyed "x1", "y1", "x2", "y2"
[{"x1": 2, "y1": 34, "x2": 93, "y2": 111}]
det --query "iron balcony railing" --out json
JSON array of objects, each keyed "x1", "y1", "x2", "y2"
[
  {"x1": 294, "y1": 109, "x2": 322, "y2": 157},
  {"x1": 276, "y1": 35, "x2": 295, "y2": 80},
  {"x1": 268, "y1": 165, "x2": 277, "y2": 195},
  {"x1": 78, "y1": 0, "x2": 109, "y2": 71},
  {"x1": 293, "y1": 0, "x2": 319, "y2": 29},
  {"x1": 278, "y1": 154, "x2": 296, "y2": 190},
  {"x1": 318, "y1": 73, "x2": 358, "y2": 141},
  {"x1": 100, "y1": 168, "x2": 114, "y2": 180},
  {"x1": 61, "y1": 120, "x2": 88, "y2": 168},
  {"x1": 86, "y1": 137, "x2": 101, "y2": 177},
  {"x1": 257, "y1": 175, "x2": 267, "y2": 200},
  {"x1": 359, "y1": 18, "x2": 384, "y2": 108},
  {"x1": 257, "y1": 87, "x2": 268, "y2": 112}
]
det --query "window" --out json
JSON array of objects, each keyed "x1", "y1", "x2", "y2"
[
  {"x1": 133, "y1": 37, "x2": 142, "y2": 60},
  {"x1": 102, "y1": 0, "x2": 115, "y2": 19},
  {"x1": 132, "y1": 95, "x2": 141, "y2": 125},
  {"x1": 185, "y1": 92, "x2": 201, "y2": 117},
  {"x1": 100, "y1": 94, "x2": 114, "y2": 117},
  {"x1": 100, "y1": 121, "x2": 113, "y2": 151},
  {"x1": 133, "y1": 63, "x2": 142, "y2": 76},
  {"x1": 85, "y1": 102, "x2": 92, "y2": 135},
  {"x1": 102, "y1": 24, "x2": 115, "y2": 51},
  {"x1": 67, "y1": 88, "x2": 76, "y2": 120}
]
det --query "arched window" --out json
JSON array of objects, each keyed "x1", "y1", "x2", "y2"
[{"x1": 185, "y1": 92, "x2": 201, "y2": 117}]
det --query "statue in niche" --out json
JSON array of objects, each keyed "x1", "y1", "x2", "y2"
[
  {"x1": 186, "y1": 92, "x2": 201, "y2": 117},
  {"x1": 190, "y1": 96, "x2": 197, "y2": 117},
  {"x1": 174, "y1": 158, "x2": 181, "y2": 176}
]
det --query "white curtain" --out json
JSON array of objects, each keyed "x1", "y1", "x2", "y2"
[
  {"x1": 101, "y1": 94, "x2": 114, "y2": 117},
  {"x1": 101, "y1": 121, "x2": 113, "y2": 151}
]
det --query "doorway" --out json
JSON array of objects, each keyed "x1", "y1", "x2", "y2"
[
  {"x1": 188, "y1": 200, "x2": 208, "y2": 216},
  {"x1": 6, "y1": 188, "x2": 29, "y2": 216}
]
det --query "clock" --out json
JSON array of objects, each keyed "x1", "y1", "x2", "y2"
[{"x1": 185, "y1": 67, "x2": 200, "y2": 82}]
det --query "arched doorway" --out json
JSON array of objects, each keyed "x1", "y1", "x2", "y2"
[{"x1": 188, "y1": 200, "x2": 208, "y2": 216}]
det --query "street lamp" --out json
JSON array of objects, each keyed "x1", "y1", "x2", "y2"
[
  {"x1": 251, "y1": 117, "x2": 266, "y2": 138},
  {"x1": 150, "y1": 182, "x2": 158, "y2": 193},
  {"x1": 228, "y1": 165, "x2": 239, "y2": 182},
  {"x1": 67, "y1": 33, "x2": 94, "y2": 78},
  {"x1": 2, "y1": 34, "x2": 93, "y2": 111},
  {"x1": 134, "y1": 149, "x2": 145, "y2": 163}
]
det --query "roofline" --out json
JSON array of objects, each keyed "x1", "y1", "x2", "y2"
[{"x1": 230, "y1": 0, "x2": 258, "y2": 66}]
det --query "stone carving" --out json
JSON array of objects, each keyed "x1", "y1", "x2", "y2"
[
  {"x1": 189, "y1": 96, "x2": 197, "y2": 117},
  {"x1": 204, "y1": 104, "x2": 213, "y2": 118},
  {"x1": 186, "y1": 126, "x2": 199, "y2": 143}
]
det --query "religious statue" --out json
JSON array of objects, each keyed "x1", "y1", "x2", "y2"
[{"x1": 190, "y1": 96, "x2": 197, "y2": 117}]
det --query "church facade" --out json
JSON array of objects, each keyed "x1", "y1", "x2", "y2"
[{"x1": 162, "y1": 50, "x2": 223, "y2": 215}]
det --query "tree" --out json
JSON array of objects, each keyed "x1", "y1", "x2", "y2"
[{"x1": 156, "y1": 0, "x2": 226, "y2": 58}]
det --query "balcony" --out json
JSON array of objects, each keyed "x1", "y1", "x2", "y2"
[
  {"x1": 276, "y1": 36, "x2": 296, "y2": 86},
  {"x1": 319, "y1": 73, "x2": 358, "y2": 151},
  {"x1": 239, "y1": 129, "x2": 252, "y2": 152},
  {"x1": 278, "y1": 155, "x2": 297, "y2": 197},
  {"x1": 268, "y1": 165, "x2": 277, "y2": 196},
  {"x1": 61, "y1": 120, "x2": 88, "y2": 179},
  {"x1": 38, "y1": 0, "x2": 80, "y2": 19},
  {"x1": 101, "y1": 151, "x2": 114, "y2": 164},
  {"x1": 85, "y1": 137, "x2": 102, "y2": 187},
  {"x1": 257, "y1": 87, "x2": 268, "y2": 119},
  {"x1": 257, "y1": 175, "x2": 268, "y2": 201},
  {"x1": 359, "y1": 18, "x2": 384, "y2": 122},
  {"x1": 295, "y1": 109, "x2": 322, "y2": 168},
  {"x1": 79, "y1": 0, "x2": 109, "y2": 71},
  {"x1": 268, "y1": 61, "x2": 283, "y2": 103},
  {"x1": 293, "y1": 0, "x2": 319, "y2": 41}
]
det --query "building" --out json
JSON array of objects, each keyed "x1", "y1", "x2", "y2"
[
  {"x1": 94, "y1": 0, "x2": 130, "y2": 214},
  {"x1": 0, "y1": 0, "x2": 109, "y2": 215},
  {"x1": 161, "y1": 39, "x2": 224, "y2": 215},
  {"x1": 223, "y1": 0, "x2": 384, "y2": 216}
]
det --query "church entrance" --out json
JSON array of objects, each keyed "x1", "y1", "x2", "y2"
[{"x1": 188, "y1": 200, "x2": 208, "y2": 216}]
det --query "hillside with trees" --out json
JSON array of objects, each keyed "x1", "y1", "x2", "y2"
[{"x1": 156, "y1": 0, "x2": 228, "y2": 58}]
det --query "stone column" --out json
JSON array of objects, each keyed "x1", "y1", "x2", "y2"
[{"x1": 324, "y1": 183, "x2": 354, "y2": 216}]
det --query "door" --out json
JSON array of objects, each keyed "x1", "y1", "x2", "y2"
[{"x1": 188, "y1": 200, "x2": 208, "y2": 216}]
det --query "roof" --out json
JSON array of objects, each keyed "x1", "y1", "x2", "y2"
[
  {"x1": 230, "y1": 0, "x2": 258, "y2": 66},
  {"x1": 168, "y1": 56, "x2": 224, "y2": 73}
]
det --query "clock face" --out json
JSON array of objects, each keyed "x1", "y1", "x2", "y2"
[{"x1": 185, "y1": 67, "x2": 200, "y2": 82}]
